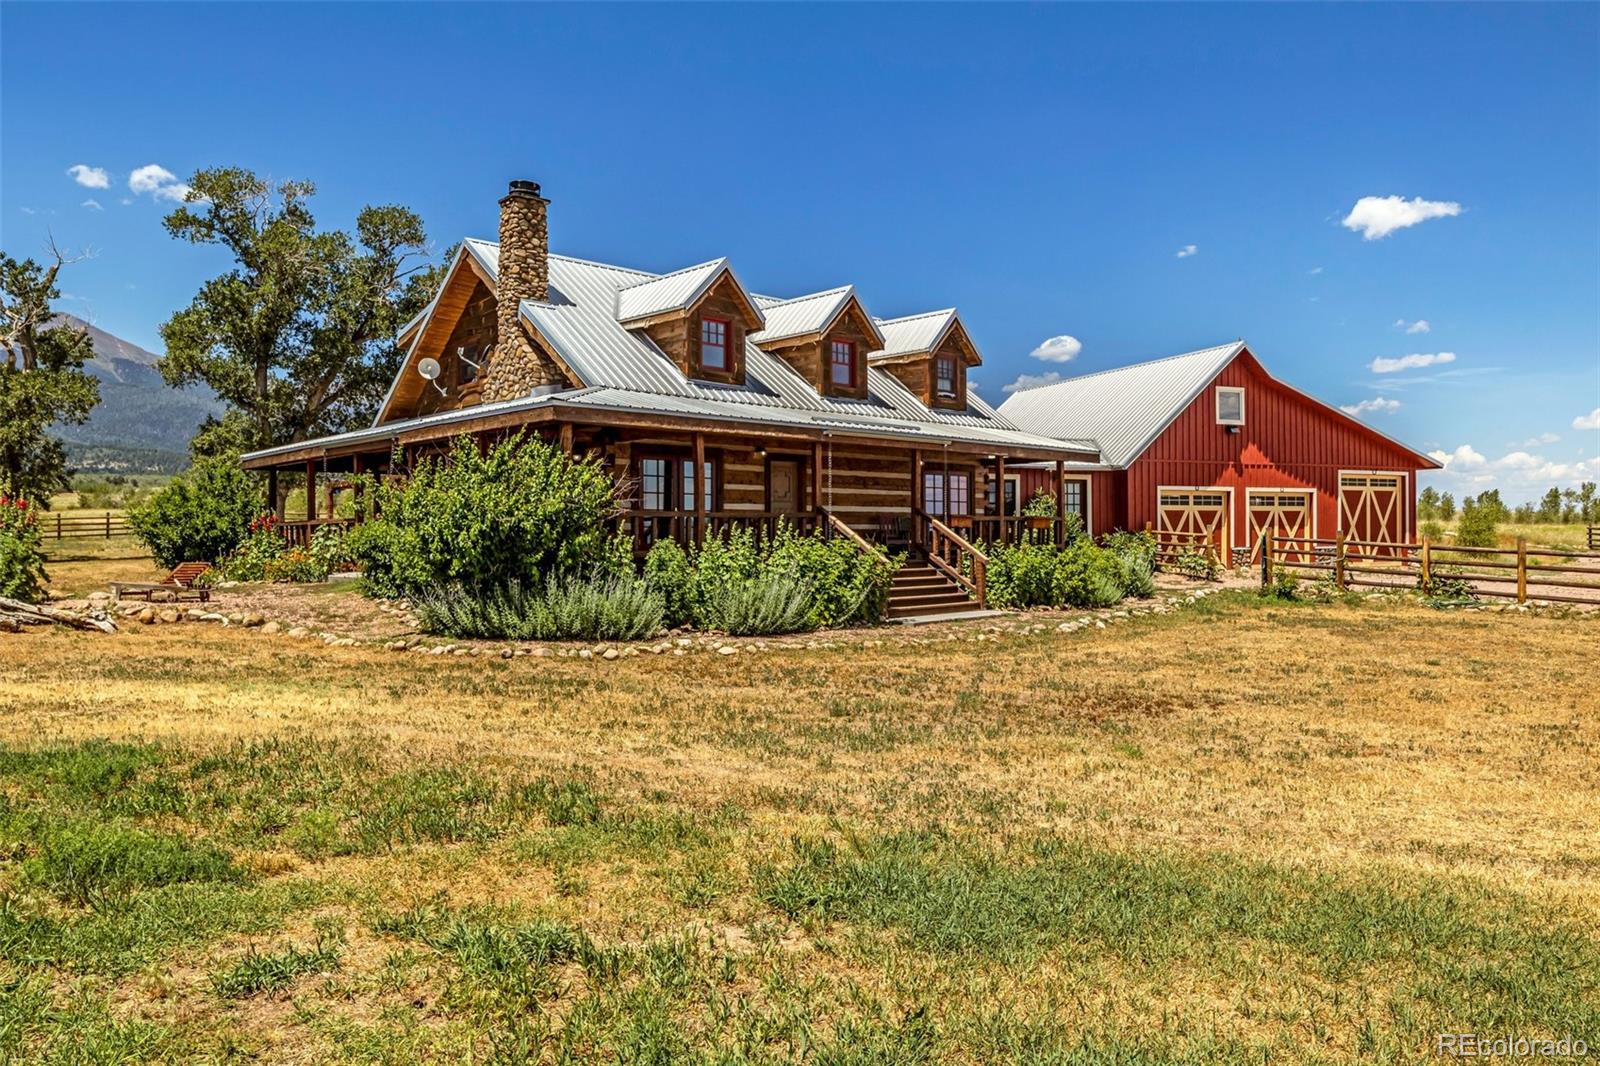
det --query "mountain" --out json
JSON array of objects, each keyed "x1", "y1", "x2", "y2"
[{"x1": 49, "y1": 315, "x2": 226, "y2": 472}]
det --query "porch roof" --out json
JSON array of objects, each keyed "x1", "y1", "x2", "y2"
[{"x1": 240, "y1": 381, "x2": 1099, "y2": 469}]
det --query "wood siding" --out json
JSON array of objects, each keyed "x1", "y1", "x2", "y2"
[
  {"x1": 638, "y1": 274, "x2": 759, "y2": 385},
  {"x1": 758, "y1": 298, "x2": 875, "y2": 400}
]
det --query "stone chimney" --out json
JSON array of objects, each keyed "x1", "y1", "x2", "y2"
[{"x1": 483, "y1": 179, "x2": 563, "y2": 401}]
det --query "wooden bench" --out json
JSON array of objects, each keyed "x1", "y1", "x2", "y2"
[{"x1": 111, "y1": 562, "x2": 213, "y2": 604}]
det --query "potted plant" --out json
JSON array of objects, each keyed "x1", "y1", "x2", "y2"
[{"x1": 1022, "y1": 490, "x2": 1057, "y2": 530}]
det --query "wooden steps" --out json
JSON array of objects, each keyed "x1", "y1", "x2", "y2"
[{"x1": 885, "y1": 561, "x2": 976, "y2": 620}]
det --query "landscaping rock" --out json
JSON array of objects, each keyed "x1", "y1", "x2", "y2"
[
  {"x1": 136, "y1": 606, "x2": 156, "y2": 624},
  {"x1": 261, "y1": 621, "x2": 281, "y2": 635},
  {"x1": 157, "y1": 608, "x2": 180, "y2": 624},
  {"x1": 718, "y1": 645, "x2": 737, "y2": 655},
  {"x1": 241, "y1": 612, "x2": 265, "y2": 628}
]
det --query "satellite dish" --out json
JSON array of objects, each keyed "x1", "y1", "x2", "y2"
[{"x1": 416, "y1": 356, "x2": 447, "y2": 397}]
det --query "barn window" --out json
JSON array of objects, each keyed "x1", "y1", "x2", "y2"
[{"x1": 1216, "y1": 386, "x2": 1245, "y2": 425}]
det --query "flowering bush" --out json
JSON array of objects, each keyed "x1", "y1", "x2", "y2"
[
  {"x1": 220, "y1": 515, "x2": 287, "y2": 582},
  {"x1": 263, "y1": 548, "x2": 326, "y2": 584},
  {"x1": 0, "y1": 494, "x2": 47, "y2": 603}
]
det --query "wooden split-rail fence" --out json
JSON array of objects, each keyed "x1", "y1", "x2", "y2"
[
  {"x1": 1262, "y1": 532, "x2": 1600, "y2": 605},
  {"x1": 43, "y1": 512, "x2": 133, "y2": 540}
]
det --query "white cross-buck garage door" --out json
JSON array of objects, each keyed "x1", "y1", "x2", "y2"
[
  {"x1": 1157, "y1": 488, "x2": 1230, "y2": 558},
  {"x1": 1339, "y1": 472, "x2": 1405, "y2": 555},
  {"x1": 1247, "y1": 490, "x2": 1314, "y2": 562}
]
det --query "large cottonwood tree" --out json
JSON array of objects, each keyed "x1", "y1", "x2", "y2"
[
  {"x1": 0, "y1": 244, "x2": 99, "y2": 503},
  {"x1": 158, "y1": 167, "x2": 448, "y2": 454}
]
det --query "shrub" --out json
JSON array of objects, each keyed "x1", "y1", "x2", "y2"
[
  {"x1": 349, "y1": 434, "x2": 620, "y2": 598},
  {"x1": 1021, "y1": 491, "x2": 1056, "y2": 518},
  {"x1": 1420, "y1": 519, "x2": 1445, "y2": 542},
  {"x1": 686, "y1": 527, "x2": 762, "y2": 624},
  {"x1": 1051, "y1": 541, "x2": 1125, "y2": 608},
  {"x1": 1102, "y1": 529, "x2": 1157, "y2": 598},
  {"x1": 1455, "y1": 501, "x2": 1499, "y2": 554},
  {"x1": 415, "y1": 574, "x2": 664, "y2": 642},
  {"x1": 129, "y1": 457, "x2": 262, "y2": 569},
  {"x1": 698, "y1": 570, "x2": 815, "y2": 636},
  {"x1": 219, "y1": 514, "x2": 285, "y2": 582},
  {"x1": 643, "y1": 539, "x2": 694, "y2": 628},
  {"x1": 1261, "y1": 565, "x2": 1300, "y2": 601},
  {"x1": 263, "y1": 548, "x2": 326, "y2": 584},
  {"x1": 0, "y1": 494, "x2": 47, "y2": 603},
  {"x1": 308, "y1": 523, "x2": 354, "y2": 575},
  {"x1": 763, "y1": 524, "x2": 898, "y2": 627},
  {"x1": 1171, "y1": 546, "x2": 1220, "y2": 581}
]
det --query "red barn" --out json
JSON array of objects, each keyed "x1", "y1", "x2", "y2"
[{"x1": 997, "y1": 341, "x2": 1441, "y2": 561}]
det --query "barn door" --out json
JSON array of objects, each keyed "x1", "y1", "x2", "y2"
[
  {"x1": 1339, "y1": 472, "x2": 1405, "y2": 556},
  {"x1": 1247, "y1": 491, "x2": 1313, "y2": 562},
  {"x1": 1157, "y1": 489, "x2": 1229, "y2": 559}
]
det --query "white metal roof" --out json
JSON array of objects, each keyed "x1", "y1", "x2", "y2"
[
  {"x1": 341, "y1": 239, "x2": 1097, "y2": 461},
  {"x1": 998, "y1": 342, "x2": 1243, "y2": 467},
  {"x1": 749, "y1": 286, "x2": 886, "y2": 348},
  {"x1": 613, "y1": 258, "x2": 763, "y2": 327},
  {"x1": 871, "y1": 309, "x2": 959, "y2": 359}
]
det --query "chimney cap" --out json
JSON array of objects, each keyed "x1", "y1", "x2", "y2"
[{"x1": 506, "y1": 179, "x2": 543, "y2": 198}]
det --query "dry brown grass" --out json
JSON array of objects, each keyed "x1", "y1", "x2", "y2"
[{"x1": 2, "y1": 592, "x2": 1596, "y2": 1061}]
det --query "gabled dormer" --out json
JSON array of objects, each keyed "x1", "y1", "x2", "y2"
[
  {"x1": 870, "y1": 309, "x2": 982, "y2": 411},
  {"x1": 749, "y1": 286, "x2": 884, "y2": 400},
  {"x1": 616, "y1": 258, "x2": 765, "y2": 385}
]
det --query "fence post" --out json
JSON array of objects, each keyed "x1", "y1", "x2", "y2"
[
  {"x1": 1517, "y1": 537, "x2": 1527, "y2": 604},
  {"x1": 1260, "y1": 531, "x2": 1271, "y2": 587},
  {"x1": 56, "y1": 513, "x2": 62, "y2": 541},
  {"x1": 1421, "y1": 535, "x2": 1432, "y2": 592},
  {"x1": 1334, "y1": 531, "x2": 1347, "y2": 590},
  {"x1": 105, "y1": 512, "x2": 111, "y2": 539}
]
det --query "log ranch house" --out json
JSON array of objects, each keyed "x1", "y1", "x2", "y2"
[{"x1": 242, "y1": 180, "x2": 1438, "y2": 617}]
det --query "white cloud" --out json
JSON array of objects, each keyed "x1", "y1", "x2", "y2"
[
  {"x1": 1515, "y1": 432, "x2": 1560, "y2": 448},
  {"x1": 1028, "y1": 335, "x2": 1082, "y2": 363},
  {"x1": 1175, "y1": 244, "x2": 1197, "y2": 258},
  {"x1": 1427, "y1": 444, "x2": 1487, "y2": 471},
  {"x1": 67, "y1": 164, "x2": 110, "y2": 189},
  {"x1": 1574, "y1": 408, "x2": 1600, "y2": 431},
  {"x1": 1340, "y1": 397, "x2": 1401, "y2": 416},
  {"x1": 1308, "y1": 266, "x2": 1323, "y2": 275},
  {"x1": 128, "y1": 163, "x2": 192, "y2": 203},
  {"x1": 19, "y1": 207, "x2": 36, "y2": 215},
  {"x1": 1004, "y1": 371, "x2": 1063, "y2": 394},
  {"x1": 1369, "y1": 351, "x2": 1456, "y2": 374},
  {"x1": 1341, "y1": 195, "x2": 1462, "y2": 240},
  {"x1": 80, "y1": 199, "x2": 103, "y2": 211},
  {"x1": 1393, "y1": 318, "x2": 1430, "y2": 334}
]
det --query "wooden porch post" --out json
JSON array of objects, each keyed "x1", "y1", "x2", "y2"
[
  {"x1": 693, "y1": 431, "x2": 706, "y2": 547},
  {"x1": 812, "y1": 440, "x2": 824, "y2": 516},
  {"x1": 558, "y1": 422, "x2": 574, "y2": 456},
  {"x1": 304, "y1": 460, "x2": 317, "y2": 522},
  {"x1": 267, "y1": 468, "x2": 280, "y2": 520},
  {"x1": 1054, "y1": 460, "x2": 1066, "y2": 546},
  {"x1": 994, "y1": 455, "x2": 1006, "y2": 542},
  {"x1": 912, "y1": 449, "x2": 924, "y2": 545},
  {"x1": 351, "y1": 455, "x2": 364, "y2": 521}
]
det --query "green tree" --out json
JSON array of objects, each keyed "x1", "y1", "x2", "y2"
[
  {"x1": 0, "y1": 245, "x2": 100, "y2": 505},
  {"x1": 1580, "y1": 482, "x2": 1598, "y2": 523},
  {"x1": 128, "y1": 456, "x2": 263, "y2": 568},
  {"x1": 158, "y1": 167, "x2": 448, "y2": 453},
  {"x1": 1418, "y1": 486, "x2": 1441, "y2": 521},
  {"x1": 1439, "y1": 492, "x2": 1456, "y2": 520},
  {"x1": 1535, "y1": 486, "x2": 1562, "y2": 523}
]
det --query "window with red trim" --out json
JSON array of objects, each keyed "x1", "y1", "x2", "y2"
[
  {"x1": 830, "y1": 339, "x2": 856, "y2": 387},
  {"x1": 700, "y1": 317, "x2": 729, "y2": 372}
]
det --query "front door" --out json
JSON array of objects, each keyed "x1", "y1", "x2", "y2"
[{"x1": 769, "y1": 460, "x2": 801, "y2": 514}]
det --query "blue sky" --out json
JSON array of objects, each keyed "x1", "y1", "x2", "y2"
[{"x1": 4, "y1": 2, "x2": 1597, "y2": 500}]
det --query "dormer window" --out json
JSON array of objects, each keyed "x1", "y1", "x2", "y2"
[
  {"x1": 700, "y1": 317, "x2": 729, "y2": 372},
  {"x1": 935, "y1": 355, "x2": 957, "y2": 398},
  {"x1": 1216, "y1": 386, "x2": 1245, "y2": 425},
  {"x1": 830, "y1": 340, "x2": 857, "y2": 388}
]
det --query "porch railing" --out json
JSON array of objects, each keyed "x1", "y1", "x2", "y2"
[
  {"x1": 616, "y1": 509, "x2": 821, "y2": 553},
  {"x1": 916, "y1": 508, "x2": 987, "y2": 609},
  {"x1": 276, "y1": 518, "x2": 356, "y2": 548},
  {"x1": 966, "y1": 515, "x2": 1067, "y2": 547}
]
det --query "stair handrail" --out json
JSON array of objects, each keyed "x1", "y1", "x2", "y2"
[
  {"x1": 917, "y1": 509, "x2": 987, "y2": 609},
  {"x1": 821, "y1": 509, "x2": 883, "y2": 557}
]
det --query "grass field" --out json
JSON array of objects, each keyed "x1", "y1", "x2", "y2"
[{"x1": 1, "y1": 591, "x2": 1595, "y2": 1063}]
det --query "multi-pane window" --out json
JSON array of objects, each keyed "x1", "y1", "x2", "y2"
[
  {"x1": 700, "y1": 317, "x2": 729, "y2": 372},
  {"x1": 935, "y1": 355, "x2": 957, "y2": 397},
  {"x1": 830, "y1": 340, "x2": 856, "y2": 387},
  {"x1": 922, "y1": 471, "x2": 969, "y2": 520},
  {"x1": 641, "y1": 458, "x2": 671, "y2": 511},
  {"x1": 681, "y1": 459, "x2": 716, "y2": 512},
  {"x1": 1003, "y1": 479, "x2": 1018, "y2": 516},
  {"x1": 1063, "y1": 480, "x2": 1085, "y2": 520}
]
